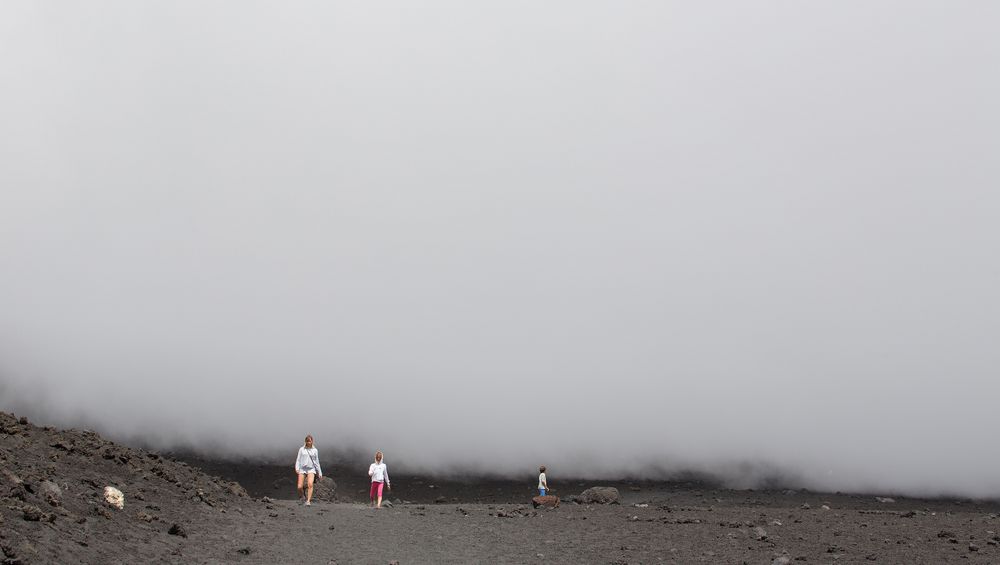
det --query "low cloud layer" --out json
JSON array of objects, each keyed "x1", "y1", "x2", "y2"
[{"x1": 2, "y1": 2, "x2": 998, "y2": 497}]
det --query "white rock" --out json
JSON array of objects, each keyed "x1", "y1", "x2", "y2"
[{"x1": 103, "y1": 486, "x2": 124, "y2": 509}]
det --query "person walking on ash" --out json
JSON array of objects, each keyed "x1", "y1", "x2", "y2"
[
  {"x1": 295, "y1": 435, "x2": 323, "y2": 506},
  {"x1": 368, "y1": 451, "x2": 391, "y2": 508}
]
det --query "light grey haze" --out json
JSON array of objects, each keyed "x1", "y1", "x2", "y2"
[{"x1": 1, "y1": 2, "x2": 998, "y2": 496}]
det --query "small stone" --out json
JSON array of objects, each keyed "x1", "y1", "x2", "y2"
[
  {"x1": 772, "y1": 557, "x2": 791, "y2": 565},
  {"x1": 800, "y1": 503, "x2": 811, "y2": 509},
  {"x1": 821, "y1": 504, "x2": 831, "y2": 510},
  {"x1": 40, "y1": 480, "x2": 62, "y2": 506},
  {"x1": 168, "y1": 523, "x2": 188, "y2": 537},
  {"x1": 753, "y1": 527, "x2": 768, "y2": 541},
  {"x1": 532, "y1": 495, "x2": 560, "y2": 509},
  {"x1": 969, "y1": 543, "x2": 979, "y2": 552},
  {"x1": 875, "y1": 497, "x2": 895, "y2": 503},
  {"x1": 22, "y1": 504, "x2": 45, "y2": 521}
]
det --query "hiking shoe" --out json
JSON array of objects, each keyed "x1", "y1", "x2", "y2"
[{"x1": 305, "y1": 501, "x2": 311, "y2": 506}]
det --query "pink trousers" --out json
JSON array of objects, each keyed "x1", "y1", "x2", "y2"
[{"x1": 369, "y1": 481, "x2": 384, "y2": 501}]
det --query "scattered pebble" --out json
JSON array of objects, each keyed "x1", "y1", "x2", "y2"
[{"x1": 22, "y1": 505, "x2": 46, "y2": 522}]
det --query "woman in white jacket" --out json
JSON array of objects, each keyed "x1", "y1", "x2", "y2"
[
  {"x1": 294, "y1": 435, "x2": 323, "y2": 506},
  {"x1": 368, "y1": 451, "x2": 390, "y2": 508}
]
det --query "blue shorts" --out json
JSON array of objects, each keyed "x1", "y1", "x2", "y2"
[{"x1": 539, "y1": 488, "x2": 546, "y2": 496}]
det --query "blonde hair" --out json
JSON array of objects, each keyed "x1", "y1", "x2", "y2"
[{"x1": 375, "y1": 450, "x2": 383, "y2": 462}]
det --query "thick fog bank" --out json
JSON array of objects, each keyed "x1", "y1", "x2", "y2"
[
  {"x1": 2, "y1": 2, "x2": 998, "y2": 498},
  {"x1": 3, "y1": 372, "x2": 999, "y2": 499}
]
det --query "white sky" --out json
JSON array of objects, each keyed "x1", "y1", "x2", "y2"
[{"x1": 1, "y1": 2, "x2": 998, "y2": 496}]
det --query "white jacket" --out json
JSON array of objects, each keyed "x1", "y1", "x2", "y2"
[
  {"x1": 295, "y1": 446, "x2": 322, "y2": 476},
  {"x1": 369, "y1": 461, "x2": 390, "y2": 484}
]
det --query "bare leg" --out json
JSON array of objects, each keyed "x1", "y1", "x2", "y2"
[
  {"x1": 377, "y1": 483, "x2": 383, "y2": 508},
  {"x1": 296, "y1": 473, "x2": 305, "y2": 500},
  {"x1": 306, "y1": 473, "x2": 315, "y2": 503}
]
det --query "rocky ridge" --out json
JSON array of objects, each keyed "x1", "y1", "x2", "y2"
[{"x1": 0, "y1": 411, "x2": 256, "y2": 564}]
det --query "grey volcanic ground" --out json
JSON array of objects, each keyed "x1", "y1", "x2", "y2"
[{"x1": 3, "y1": 412, "x2": 1000, "y2": 564}]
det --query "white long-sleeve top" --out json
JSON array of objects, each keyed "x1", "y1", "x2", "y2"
[
  {"x1": 368, "y1": 461, "x2": 389, "y2": 484},
  {"x1": 295, "y1": 446, "x2": 322, "y2": 476}
]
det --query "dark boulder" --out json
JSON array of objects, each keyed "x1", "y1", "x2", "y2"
[
  {"x1": 576, "y1": 486, "x2": 621, "y2": 504},
  {"x1": 310, "y1": 477, "x2": 337, "y2": 502}
]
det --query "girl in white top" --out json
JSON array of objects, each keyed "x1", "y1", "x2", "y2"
[
  {"x1": 294, "y1": 435, "x2": 323, "y2": 506},
  {"x1": 368, "y1": 451, "x2": 391, "y2": 508},
  {"x1": 538, "y1": 465, "x2": 548, "y2": 496}
]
